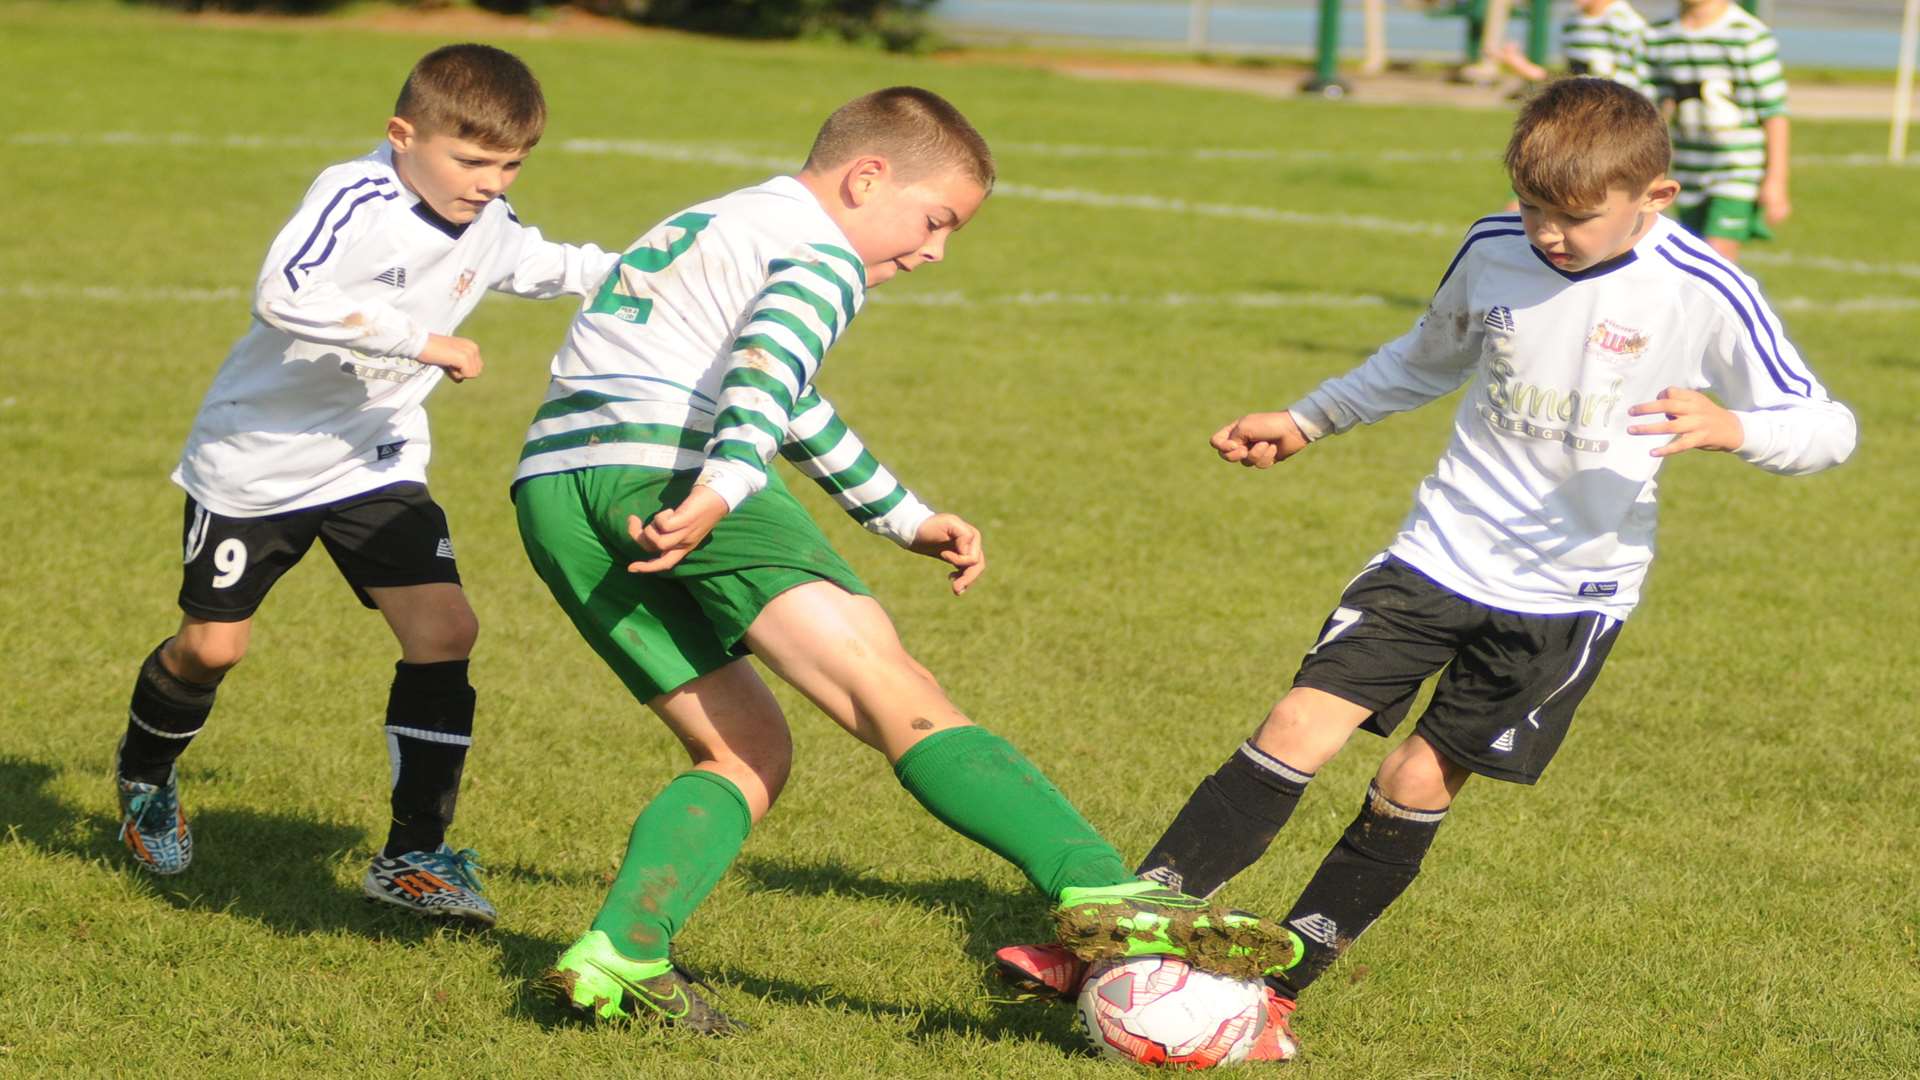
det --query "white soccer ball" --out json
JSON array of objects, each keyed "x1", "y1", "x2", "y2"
[{"x1": 1076, "y1": 955, "x2": 1271, "y2": 1068}]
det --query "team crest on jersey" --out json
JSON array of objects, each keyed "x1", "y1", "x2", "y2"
[
  {"x1": 1484, "y1": 306, "x2": 1516, "y2": 333},
  {"x1": 1585, "y1": 319, "x2": 1649, "y2": 363},
  {"x1": 450, "y1": 269, "x2": 476, "y2": 299}
]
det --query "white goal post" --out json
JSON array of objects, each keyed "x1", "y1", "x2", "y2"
[{"x1": 1896, "y1": 0, "x2": 1919, "y2": 160}]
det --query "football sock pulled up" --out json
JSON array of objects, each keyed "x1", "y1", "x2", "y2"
[
  {"x1": 119, "y1": 640, "x2": 221, "y2": 785},
  {"x1": 1274, "y1": 781, "x2": 1447, "y2": 995},
  {"x1": 382, "y1": 659, "x2": 475, "y2": 858},
  {"x1": 592, "y1": 769, "x2": 751, "y2": 962},
  {"x1": 1135, "y1": 741, "x2": 1314, "y2": 898},
  {"x1": 894, "y1": 726, "x2": 1132, "y2": 900}
]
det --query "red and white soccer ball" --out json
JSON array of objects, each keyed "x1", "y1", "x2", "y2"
[{"x1": 1076, "y1": 956, "x2": 1273, "y2": 1069}]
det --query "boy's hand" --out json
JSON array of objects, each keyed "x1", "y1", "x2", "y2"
[
  {"x1": 1627, "y1": 386, "x2": 1744, "y2": 457},
  {"x1": 628, "y1": 486, "x2": 730, "y2": 573},
  {"x1": 1212, "y1": 411, "x2": 1310, "y2": 469},
  {"x1": 419, "y1": 334, "x2": 484, "y2": 382},
  {"x1": 1759, "y1": 176, "x2": 1792, "y2": 226},
  {"x1": 909, "y1": 513, "x2": 985, "y2": 595}
]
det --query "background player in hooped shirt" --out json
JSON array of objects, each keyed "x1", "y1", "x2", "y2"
[
  {"x1": 112, "y1": 44, "x2": 618, "y2": 926},
  {"x1": 995, "y1": 79, "x2": 1856, "y2": 1051},
  {"x1": 1494, "y1": 0, "x2": 1650, "y2": 91},
  {"x1": 513, "y1": 87, "x2": 1297, "y2": 1037},
  {"x1": 1643, "y1": 0, "x2": 1791, "y2": 261}
]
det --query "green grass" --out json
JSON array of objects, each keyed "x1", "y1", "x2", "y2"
[{"x1": 3, "y1": 2, "x2": 1918, "y2": 1075}]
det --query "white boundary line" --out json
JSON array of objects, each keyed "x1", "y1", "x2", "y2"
[
  {"x1": 4, "y1": 282, "x2": 1910, "y2": 314},
  {"x1": 9, "y1": 131, "x2": 1920, "y2": 279}
]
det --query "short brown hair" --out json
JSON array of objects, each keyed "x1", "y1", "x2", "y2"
[
  {"x1": 1505, "y1": 78, "x2": 1669, "y2": 209},
  {"x1": 803, "y1": 86, "x2": 995, "y2": 191},
  {"x1": 394, "y1": 44, "x2": 546, "y2": 150}
]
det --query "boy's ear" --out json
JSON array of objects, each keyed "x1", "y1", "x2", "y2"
[
  {"x1": 386, "y1": 116, "x2": 416, "y2": 154},
  {"x1": 842, "y1": 155, "x2": 889, "y2": 209},
  {"x1": 1642, "y1": 176, "x2": 1681, "y2": 215}
]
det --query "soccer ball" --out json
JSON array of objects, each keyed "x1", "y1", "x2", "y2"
[{"x1": 1076, "y1": 955, "x2": 1271, "y2": 1068}]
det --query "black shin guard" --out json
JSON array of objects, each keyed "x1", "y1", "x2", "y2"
[
  {"x1": 1135, "y1": 741, "x2": 1314, "y2": 898},
  {"x1": 1276, "y1": 782, "x2": 1447, "y2": 995},
  {"x1": 119, "y1": 642, "x2": 222, "y2": 785},
  {"x1": 382, "y1": 659, "x2": 475, "y2": 858}
]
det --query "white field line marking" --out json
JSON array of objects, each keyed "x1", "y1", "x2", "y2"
[
  {"x1": 5, "y1": 282, "x2": 1912, "y2": 315},
  {"x1": 10, "y1": 132, "x2": 1920, "y2": 278}
]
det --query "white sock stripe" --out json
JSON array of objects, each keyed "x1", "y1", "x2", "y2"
[
  {"x1": 127, "y1": 709, "x2": 202, "y2": 740},
  {"x1": 1236, "y1": 741, "x2": 1315, "y2": 785},
  {"x1": 382, "y1": 725, "x2": 473, "y2": 747},
  {"x1": 1364, "y1": 781, "x2": 1449, "y2": 823}
]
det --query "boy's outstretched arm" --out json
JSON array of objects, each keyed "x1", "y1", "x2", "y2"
[
  {"x1": 484, "y1": 210, "x2": 621, "y2": 299},
  {"x1": 780, "y1": 389, "x2": 933, "y2": 544}
]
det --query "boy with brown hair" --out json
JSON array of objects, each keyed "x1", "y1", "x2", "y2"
[
  {"x1": 997, "y1": 78, "x2": 1855, "y2": 1054},
  {"x1": 515, "y1": 86, "x2": 1297, "y2": 1036},
  {"x1": 114, "y1": 44, "x2": 618, "y2": 926}
]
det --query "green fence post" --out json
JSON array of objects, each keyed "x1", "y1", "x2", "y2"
[
  {"x1": 1303, "y1": 0, "x2": 1351, "y2": 97},
  {"x1": 1528, "y1": 0, "x2": 1553, "y2": 65}
]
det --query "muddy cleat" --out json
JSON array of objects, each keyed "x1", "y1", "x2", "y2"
[
  {"x1": 362, "y1": 844, "x2": 497, "y2": 927},
  {"x1": 537, "y1": 930, "x2": 742, "y2": 1034},
  {"x1": 116, "y1": 766, "x2": 192, "y2": 875},
  {"x1": 1054, "y1": 880, "x2": 1301, "y2": 982},
  {"x1": 993, "y1": 942, "x2": 1088, "y2": 1001},
  {"x1": 1248, "y1": 986, "x2": 1301, "y2": 1061}
]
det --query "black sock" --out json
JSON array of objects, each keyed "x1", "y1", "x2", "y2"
[
  {"x1": 1135, "y1": 741, "x2": 1314, "y2": 898},
  {"x1": 382, "y1": 659, "x2": 475, "y2": 858},
  {"x1": 1274, "y1": 781, "x2": 1447, "y2": 996},
  {"x1": 118, "y1": 642, "x2": 221, "y2": 785}
]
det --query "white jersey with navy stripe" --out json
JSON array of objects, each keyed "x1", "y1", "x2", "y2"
[
  {"x1": 173, "y1": 144, "x2": 617, "y2": 517},
  {"x1": 1287, "y1": 213, "x2": 1855, "y2": 619}
]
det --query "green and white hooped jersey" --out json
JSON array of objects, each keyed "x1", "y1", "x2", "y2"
[
  {"x1": 1644, "y1": 7, "x2": 1788, "y2": 204},
  {"x1": 1561, "y1": 1, "x2": 1649, "y2": 91},
  {"x1": 516, "y1": 175, "x2": 934, "y2": 546}
]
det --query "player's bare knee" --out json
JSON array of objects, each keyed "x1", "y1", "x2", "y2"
[{"x1": 166, "y1": 631, "x2": 246, "y2": 679}]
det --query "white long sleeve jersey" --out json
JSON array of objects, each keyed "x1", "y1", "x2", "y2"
[
  {"x1": 173, "y1": 144, "x2": 617, "y2": 517},
  {"x1": 1288, "y1": 213, "x2": 1856, "y2": 619},
  {"x1": 515, "y1": 175, "x2": 935, "y2": 546}
]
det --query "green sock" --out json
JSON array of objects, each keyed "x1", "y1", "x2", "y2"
[
  {"x1": 590, "y1": 769, "x2": 751, "y2": 962},
  {"x1": 893, "y1": 726, "x2": 1131, "y2": 901}
]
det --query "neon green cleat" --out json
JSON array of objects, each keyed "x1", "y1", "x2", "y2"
[
  {"x1": 1054, "y1": 880, "x2": 1304, "y2": 982},
  {"x1": 537, "y1": 931, "x2": 741, "y2": 1034}
]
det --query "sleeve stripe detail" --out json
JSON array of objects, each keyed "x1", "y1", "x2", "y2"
[
  {"x1": 768, "y1": 258, "x2": 858, "y2": 323},
  {"x1": 708, "y1": 439, "x2": 771, "y2": 472},
  {"x1": 1662, "y1": 234, "x2": 1813, "y2": 395},
  {"x1": 745, "y1": 308, "x2": 826, "y2": 367},
  {"x1": 1655, "y1": 241, "x2": 1809, "y2": 397},
  {"x1": 761, "y1": 281, "x2": 842, "y2": 345},
  {"x1": 852, "y1": 486, "x2": 908, "y2": 523},
  {"x1": 808, "y1": 243, "x2": 868, "y2": 289},
  {"x1": 718, "y1": 366, "x2": 795, "y2": 416},
  {"x1": 730, "y1": 334, "x2": 812, "y2": 391},
  {"x1": 283, "y1": 177, "x2": 397, "y2": 290},
  {"x1": 1435, "y1": 227, "x2": 1525, "y2": 295},
  {"x1": 711, "y1": 406, "x2": 786, "y2": 448}
]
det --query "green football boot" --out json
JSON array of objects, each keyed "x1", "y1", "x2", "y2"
[
  {"x1": 1053, "y1": 879, "x2": 1304, "y2": 982},
  {"x1": 538, "y1": 931, "x2": 741, "y2": 1035}
]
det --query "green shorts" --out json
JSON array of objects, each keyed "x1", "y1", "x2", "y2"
[
  {"x1": 1678, "y1": 197, "x2": 1774, "y2": 244},
  {"x1": 514, "y1": 466, "x2": 870, "y2": 702}
]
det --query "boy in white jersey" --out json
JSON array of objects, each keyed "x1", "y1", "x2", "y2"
[
  {"x1": 113, "y1": 45, "x2": 617, "y2": 927},
  {"x1": 515, "y1": 88, "x2": 1298, "y2": 1039},
  {"x1": 995, "y1": 79, "x2": 1855, "y2": 1051},
  {"x1": 1495, "y1": 0, "x2": 1649, "y2": 90},
  {"x1": 1644, "y1": 0, "x2": 1791, "y2": 261}
]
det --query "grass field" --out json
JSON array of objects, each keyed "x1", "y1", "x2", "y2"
[{"x1": 2, "y1": 3, "x2": 1917, "y2": 1075}]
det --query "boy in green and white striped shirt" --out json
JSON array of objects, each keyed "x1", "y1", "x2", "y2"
[
  {"x1": 516, "y1": 87, "x2": 1297, "y2": 1032},
  {"x1": 1643, "y1": 0, "x2": 1791, "y2": 260},
  {"x1": 1496, "y1": 0, "x2": 1650, "y2": 91}
]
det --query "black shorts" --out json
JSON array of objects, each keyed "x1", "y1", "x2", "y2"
[
  {"x1": 177, "y1": 482, "x2": 461, "y2": 621},
  {"x1": 1293, "y1": 555, "x2": 1622, "y2": 784}
]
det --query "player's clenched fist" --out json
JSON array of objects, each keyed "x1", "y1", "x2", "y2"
[
  {"x1": 419, "y1": 333, "x2": 484, "y2": 382},
  {"x1": 910, "y1": 513, "x2": 986, "y2": 595},
  {"x1": 1212, "y1": 411, "x2": 1310, "y2": 469}
]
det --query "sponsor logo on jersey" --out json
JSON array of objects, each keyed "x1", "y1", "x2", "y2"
[
  {"x1": 1585, "y1": 319, "x2": 1650, "y2": 362},
  {"x1": 374, "y1": 266, "x2": 407, "y2": 288},
  {"x1": 1490, "y1": 728, "x2": 1517, "y2": 752},
  {"x1": 1484, "y1": 305, "x2": 1517, "y2": 333},
  {"x1": 1289, "y1": 913, "x2": 1340, "y2": 947},
  {"x1": 377, "y1": 439, "x2": 407, "y2": 461},
  {"x1": 1578, "y1": 581, "x2": 1618, "y2": 598},
  {"x1": 451, "y1": 268, "x2": 476, "y2": 299}
]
